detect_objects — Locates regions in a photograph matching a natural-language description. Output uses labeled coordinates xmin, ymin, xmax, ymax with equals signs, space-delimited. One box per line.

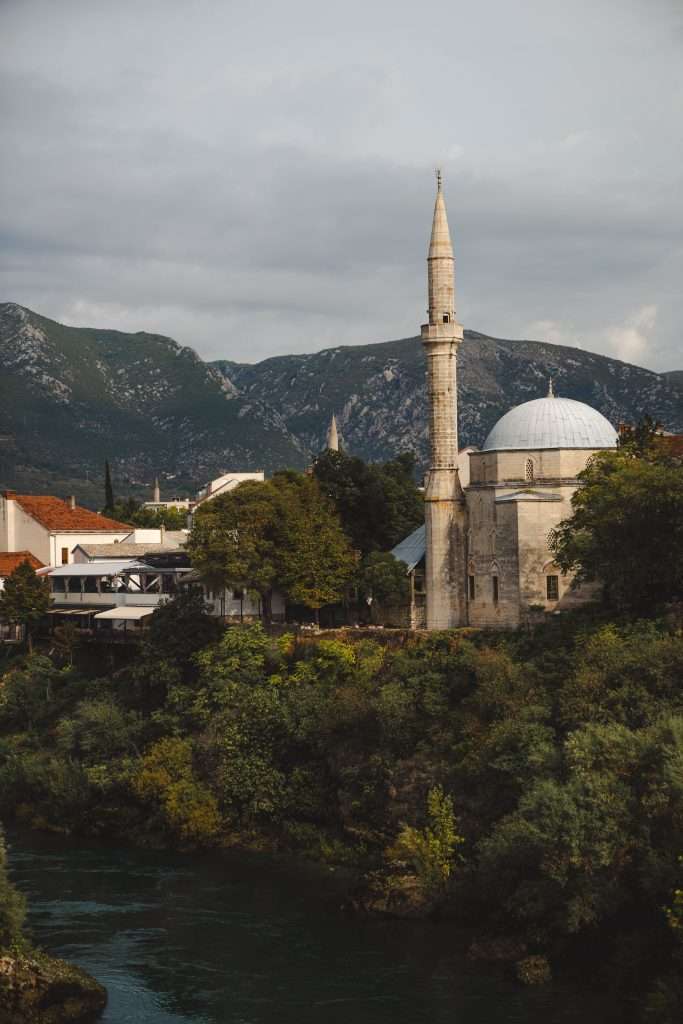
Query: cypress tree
xmin=104 ymin=460 xmax=115 ymax=514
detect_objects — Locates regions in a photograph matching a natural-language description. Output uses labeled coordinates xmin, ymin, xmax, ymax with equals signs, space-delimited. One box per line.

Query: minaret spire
xmin=152 ymin=476 xmax=160 ymax=503
xmin=421 ymin=172 xmax=468 ymax=630
xmin=326 ymin=413 xmax=339 ymax=452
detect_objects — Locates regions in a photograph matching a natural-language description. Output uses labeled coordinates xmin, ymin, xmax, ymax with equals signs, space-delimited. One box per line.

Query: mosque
xmin=392 ymin=174 xmax=618 ymax=630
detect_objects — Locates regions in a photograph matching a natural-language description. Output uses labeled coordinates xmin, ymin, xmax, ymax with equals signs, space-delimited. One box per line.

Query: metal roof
xmin=482 ymin=397 xmax=618 ymax=452
xmin=74 ymin=535 xmax=186 ymax=558
xmin=42 ymin=560 xmax=155 ymax=577
xmin=390 ymin=524 xmax=426 ymax=572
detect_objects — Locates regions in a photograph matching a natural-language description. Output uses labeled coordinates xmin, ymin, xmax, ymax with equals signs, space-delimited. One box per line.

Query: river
xmin=7 ymin=829 xmax=612 ymax=1024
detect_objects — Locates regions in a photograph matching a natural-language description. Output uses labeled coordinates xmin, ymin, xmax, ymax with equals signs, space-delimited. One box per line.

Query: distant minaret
xmin=421 ymin=171 xmax=468 ymax=629
xmin=152 ymin=477 xmax=160 ymax=503
xmin=326 ymin=413 xmax=340 ymax=452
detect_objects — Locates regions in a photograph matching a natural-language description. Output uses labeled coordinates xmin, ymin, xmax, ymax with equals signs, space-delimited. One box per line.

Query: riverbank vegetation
xmin=0 ymin=613 xmax=681 ymax=1019
xmin=0 ymin=430 xmax=681 ymax=1020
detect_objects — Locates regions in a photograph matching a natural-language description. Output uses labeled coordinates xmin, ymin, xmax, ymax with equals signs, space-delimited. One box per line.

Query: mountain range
xmin=1 ymin=302 xmax=681 ymax=507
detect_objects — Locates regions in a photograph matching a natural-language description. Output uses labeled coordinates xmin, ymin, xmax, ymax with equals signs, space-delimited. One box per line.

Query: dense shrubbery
xmin=0 ymin=606 xmax=681 ymax=1016
xmin=0 ymin=826 xmax=26 ymax=949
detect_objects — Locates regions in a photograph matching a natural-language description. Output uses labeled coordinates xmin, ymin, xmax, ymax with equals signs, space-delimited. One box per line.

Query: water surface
xmin=7 ymin=829 xmax=609 ymax=1024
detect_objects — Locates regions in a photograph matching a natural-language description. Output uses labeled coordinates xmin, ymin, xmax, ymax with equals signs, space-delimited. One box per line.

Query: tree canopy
xmin=312 ymin=450 xmax=423 ymax=555
xmin=551 ymin=439 xmax=683 ymax=614
xmin=0 ymin=560 xmax=50 ymax=651
xmin=187 ymin=473 xmax=356 ymax=620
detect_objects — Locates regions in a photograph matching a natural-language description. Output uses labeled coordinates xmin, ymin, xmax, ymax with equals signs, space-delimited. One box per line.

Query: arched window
xmin=525 ymin=458 xmax=535 ymax=482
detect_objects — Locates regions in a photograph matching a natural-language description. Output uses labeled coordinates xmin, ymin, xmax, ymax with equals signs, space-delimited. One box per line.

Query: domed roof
xmin=482 ymin=395 xmax=618 ymax=452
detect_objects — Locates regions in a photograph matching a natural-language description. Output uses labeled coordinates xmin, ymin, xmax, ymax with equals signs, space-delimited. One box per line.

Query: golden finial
xmin=436 ymin=167 xmax=442 ymax=191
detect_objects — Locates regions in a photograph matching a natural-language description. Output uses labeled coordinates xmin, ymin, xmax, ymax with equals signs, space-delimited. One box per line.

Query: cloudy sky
xmin=2 ymin=0 xmax=682 ymax=371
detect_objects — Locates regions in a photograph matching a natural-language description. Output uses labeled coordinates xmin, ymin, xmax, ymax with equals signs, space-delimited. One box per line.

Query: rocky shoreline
xmin=0 ymin=949 xmax=107 ymax=1023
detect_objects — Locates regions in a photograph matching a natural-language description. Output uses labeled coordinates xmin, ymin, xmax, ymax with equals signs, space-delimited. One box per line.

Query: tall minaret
xmin=152 ymin=477 xmax=160 ymax=503
xmin=421 ymin=171 xmax=468 ymax=629
xmin=326 ymin=414 xmax=340 ymax=452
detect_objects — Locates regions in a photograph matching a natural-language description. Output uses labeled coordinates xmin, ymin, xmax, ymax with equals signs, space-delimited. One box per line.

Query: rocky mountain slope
xmin=1 ymin=302 xmax=681 ymax=505
xmin=215 ymin=331 xmax=683 ymax=465
xmin=0 ymin=303 xmax=307 ymax=504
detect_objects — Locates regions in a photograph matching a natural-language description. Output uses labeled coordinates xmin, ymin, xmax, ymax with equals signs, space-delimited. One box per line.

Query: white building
xmin=0 ymin=491 xmax=130 ymax=566
xmin=142 ymin=472 xmax=265 ymax=515
xmin=193 ymin=472 xmax=265 ymax=508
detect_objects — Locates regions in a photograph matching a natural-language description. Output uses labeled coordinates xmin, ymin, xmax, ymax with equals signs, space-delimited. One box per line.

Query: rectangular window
xmin=468 ymin=575 xmax=475 ymax=600
xmin=61 ymin=547 xmax=69 ymax=565
xmin=492 ymin=576 xmax=499 ymax=603
xmin=546 ymin=575 xmax=559 ymax=601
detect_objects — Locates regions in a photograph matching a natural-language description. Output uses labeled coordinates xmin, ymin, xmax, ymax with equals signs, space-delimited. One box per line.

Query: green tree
xmin=551 ymin=450 xmax=683 ymax=614
xmin=358 ymin=551 xmax=410 ymax=615
xmin=386 ymin=786 xmax=464 ymax=902
xmin=146 ymin=590 xmax=221 ymax=678
xmin=313 ymin=450 xmax=423 ymax=555
xmin=275 ymin=473 xmax=357 ymax=623
xmin=189 ymin=475 xmax=357 ymax=623
xmin=0 ymin=825 xmax=26 ymax=948
xmin=617 ymin=413 xmax=661 ymax=458
xmin=0 ymin=560 xmax=50 ymax=653
xmin=188 ymin=480 xmax=281 ymax=621
xmin=110 ymin=500 xmax=187 ymax=529
xmin=104 ymin=459 xmax=115 ymax=515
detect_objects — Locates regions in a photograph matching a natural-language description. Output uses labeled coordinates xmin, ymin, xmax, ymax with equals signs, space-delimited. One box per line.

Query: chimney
xmin=68 ymin=495 xmax=76 ymax=510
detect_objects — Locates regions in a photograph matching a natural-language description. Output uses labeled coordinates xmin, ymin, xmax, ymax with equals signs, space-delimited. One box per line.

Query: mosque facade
xmin=395 ymin=175 xmax=619 ymax=630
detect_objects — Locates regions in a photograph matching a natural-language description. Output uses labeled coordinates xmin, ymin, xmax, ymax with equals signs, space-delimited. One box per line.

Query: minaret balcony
xmin=421 ymin=320 xmax=463 ymax=344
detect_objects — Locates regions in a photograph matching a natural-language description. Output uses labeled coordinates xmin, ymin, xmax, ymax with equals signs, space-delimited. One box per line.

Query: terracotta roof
xmin=7 ymin=494 xmax=130 ymax=532
xmin=0 ymin=551 xmax=45 ymax=577
xmin=655 ymin=434 xmax=683 ymax=459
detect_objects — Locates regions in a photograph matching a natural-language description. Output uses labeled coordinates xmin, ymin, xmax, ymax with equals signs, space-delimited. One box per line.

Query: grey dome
xmin=482 ymin=396 xmax=618 ymax=452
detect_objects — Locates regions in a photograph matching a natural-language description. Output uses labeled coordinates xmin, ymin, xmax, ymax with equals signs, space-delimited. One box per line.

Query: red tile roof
xmin=0 ymin=551 xmax=45 ymax=577
xmin=6 ymin=494 xmax=130 ymax=532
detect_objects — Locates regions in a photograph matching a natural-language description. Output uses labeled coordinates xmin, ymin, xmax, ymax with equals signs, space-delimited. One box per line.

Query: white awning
xmin=43 ymin=560 xmax=155 ymax=577
xmin=94 ymin=606 xmax=156 ymax=621
xmin=47 ymin=608 xmax=99 ymax=616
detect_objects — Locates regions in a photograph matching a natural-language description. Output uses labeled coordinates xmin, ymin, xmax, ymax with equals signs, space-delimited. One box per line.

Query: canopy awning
xmin=47 ymin=607 xmax=102 ymax=616
xmin=41 ymin=560 xmax=155 ymax=577
xmin=94 ymin=606 xmax=156 ymax=621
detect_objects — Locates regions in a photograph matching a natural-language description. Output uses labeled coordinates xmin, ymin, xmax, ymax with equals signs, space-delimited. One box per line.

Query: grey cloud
xmin=1 ymin=0 xmax=682 ymax=369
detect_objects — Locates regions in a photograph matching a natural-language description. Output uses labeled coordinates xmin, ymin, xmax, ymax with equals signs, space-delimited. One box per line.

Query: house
xmin=0 ymin=491 xmax=130 ymax=566
xmin=72 ymin=527 xmax=188 ymax=563
xmin=40 ymin=553 xmax=191 ymax=638
xmin=0 ymin=551 xmax=45 ymax=643
xmin=179 ymin=570 xmax=286 ymax=623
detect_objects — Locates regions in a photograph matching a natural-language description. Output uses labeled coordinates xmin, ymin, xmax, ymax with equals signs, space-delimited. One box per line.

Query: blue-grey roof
xmin=391 ymin=524 xmax=426 ymax=572
xmin=483 ymin=397 xmax=618 ymax=452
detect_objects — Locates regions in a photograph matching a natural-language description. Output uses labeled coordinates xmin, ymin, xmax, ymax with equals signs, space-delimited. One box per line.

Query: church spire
xmin=326 ymin=413 xmax=339 ymax=452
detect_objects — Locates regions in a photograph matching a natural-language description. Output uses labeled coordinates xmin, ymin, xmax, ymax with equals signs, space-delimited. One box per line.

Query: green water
xmin=7 ymin=829 xmax=611 ymax=1024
